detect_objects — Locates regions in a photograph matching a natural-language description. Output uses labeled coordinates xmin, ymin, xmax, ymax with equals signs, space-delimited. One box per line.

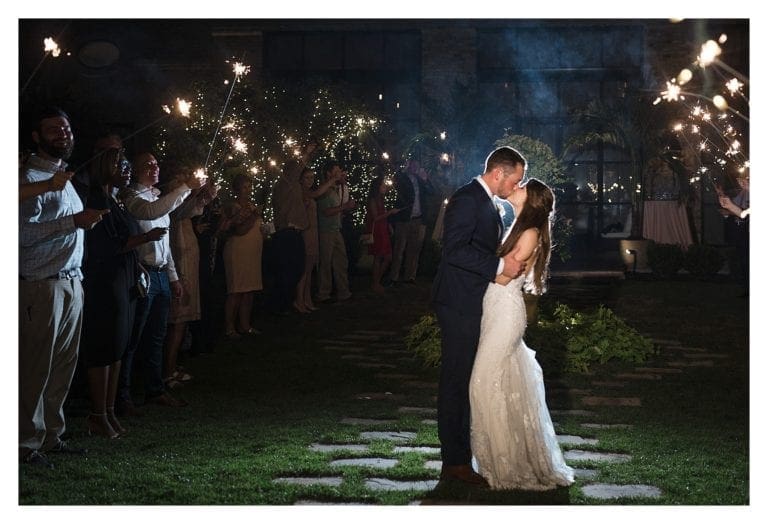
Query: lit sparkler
xmin=44 ymin=37 xmax=61 ymax=57
xmin=232 ymin=137 xmax=248 ymax=153
xmin=725 ymin=78 xmax=743 ymax=95
xmin=194 ymin=168 xmax=208 ymax=181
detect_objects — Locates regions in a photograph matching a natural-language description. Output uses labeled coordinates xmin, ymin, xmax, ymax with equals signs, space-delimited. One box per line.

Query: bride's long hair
xmin=496 ymin=178 xmax=555 ymax=295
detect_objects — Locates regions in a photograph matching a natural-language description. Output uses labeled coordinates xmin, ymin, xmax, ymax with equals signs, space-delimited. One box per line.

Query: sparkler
xmin=655 ymin=31 xmax=749 ymax=190
xmin=20 ymin=29 xmax=69 ymax=95
xmin=204 ymin=59 xmax=251 ymax=170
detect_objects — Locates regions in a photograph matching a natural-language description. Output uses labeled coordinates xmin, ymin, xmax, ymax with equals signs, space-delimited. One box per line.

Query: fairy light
xmin=440 ymin=131 xmax=447 ymax=140
xmin=712 ymin=95 xmax=728 ymax=111
xmin=677 ymin=68 xmax=693 ymax=85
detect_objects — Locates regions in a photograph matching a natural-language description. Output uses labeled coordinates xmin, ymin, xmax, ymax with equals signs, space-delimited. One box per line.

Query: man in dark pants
xmin=431 ymin=146 xmax=526 ymax=485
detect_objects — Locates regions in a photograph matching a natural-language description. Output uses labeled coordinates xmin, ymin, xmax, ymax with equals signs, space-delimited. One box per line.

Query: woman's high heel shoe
xmin=106 ymin=407 xmax=127 ymax=435
xmin=87 ymin=413 xmax=120 ymax=439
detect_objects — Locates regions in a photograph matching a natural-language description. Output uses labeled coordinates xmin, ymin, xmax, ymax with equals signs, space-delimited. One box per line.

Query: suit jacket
xmin=431 ymin=179 xmax=502 ymax=317
xmin=390 ymin=171 xmax=433 ymax=223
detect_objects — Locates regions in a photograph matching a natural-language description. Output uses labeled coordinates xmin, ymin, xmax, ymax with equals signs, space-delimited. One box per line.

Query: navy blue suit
xmin=431 ymin=179 xmax=502 ymax=466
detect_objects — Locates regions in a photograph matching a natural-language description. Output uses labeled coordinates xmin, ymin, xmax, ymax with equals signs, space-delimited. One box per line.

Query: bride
xmin=469 ymin=178 xmax=574 ymax=490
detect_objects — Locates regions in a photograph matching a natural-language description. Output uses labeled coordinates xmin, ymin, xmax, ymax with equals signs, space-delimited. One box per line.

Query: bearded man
xmin=19 ymin=107 xmax=108 ymax=468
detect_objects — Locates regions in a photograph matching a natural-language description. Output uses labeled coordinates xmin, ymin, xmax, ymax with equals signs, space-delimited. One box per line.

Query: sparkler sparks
xmin=725 ymin=78 xmax=744 ymax=95
xmin=194 ymin=168 xmax=208 ymax=181
xmin=661 ymin=81 xmax=682 ymax=102
xmin=697 ymin=40 xmax=721 ymax=67
xmin=43 ymin=37 xmax=61 ymax=57
xmin=232 ymin=137 xmax=248 ymax=153
xmin=232 ymin=62 xmax=250 ymax=78
xmin=176 ymin=98 xmax=192 ymax=118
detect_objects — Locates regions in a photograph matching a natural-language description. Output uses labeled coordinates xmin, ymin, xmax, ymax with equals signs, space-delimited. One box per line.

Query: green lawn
xmin=19 ymin=274 xmax=748 ymax=505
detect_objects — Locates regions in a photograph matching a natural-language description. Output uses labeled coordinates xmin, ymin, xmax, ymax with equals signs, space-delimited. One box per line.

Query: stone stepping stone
xmin=548 ymin=388 xmax=593 ymax=396
xmin=683 ymin=353 xmax=728 ymax=359
xmin=374 ymin=349 xmax=410 ymax=356
xmin=341 ymin=334 xmax=382 ymax=341
xmin=354 ymin=362 xmax=398 ymax=369
xmin=364 ymin=478 xmax=439 ymax=492
xmin=573 ymin=468 xmax=598 ymax=480
xmin=424 ymin=460 xmax=442 ymax=470
xmin=393 ymin=446 xmax=441 ymax=454
xmin=360 ymin=431 xmax=417 ymax=442
xmin=318 ymin=339 xmax=355 ymax=345
xmin=273 ymin=477 xmax=344 ymax=487
xmin=674 ymin=345 xmax=706 ymax=352
xmin=557 ymin=435 xmax=599 ymax=446
xmin=375 ymin=373 xmax=419 ymax=380
xmin=324 ymin=346 xmax=366 ymax=352
xmin=580 ymin=423 xmax=633 ymax=430
xmin=331 ymin=458 xmax=399 ymax=469
xmin=340 ymin=354 xmax=378 ymax=360
xmin=564 ymin=450 xmax=631 ymax=464
xmin=369 ymin=342 xmax=406 ymax=349
xmin=309 ymin=443 xmax=370 ymax=453
xmin=581 ymin=483 xmax=662 ymax=499
xmin=550 ymin=409 xmax=596 ymax=417
xmin=294 ymin=500 xmax=373 ymax=505
xmin=615 ymin=373 xmax=662 ymax=380
xmin=422 ymin=419 xmax=437 ymax=425
xmin=353 ymin=330 xmax=399 ymax=336
xmin=649 ymin=338 xmax=681 ymax=346
xmin=591 ymin=381 xmax=627 ymax=387
xmin=634 ymin=367 xmax=683 ymax=374
xmin=403 ymin=381 xmax=438 ymax=389
xmin=667 ymin=361 xmax=714 ymax=368
xmin=398 ymin=406 xmax=437 ymax=415
xmin=340 ymin=417 xmax=398 ymax=425
xmin=581 ymin=396 xmax=642 ymax=407
xmin=355 ymin=392 xmax=406 ymax=401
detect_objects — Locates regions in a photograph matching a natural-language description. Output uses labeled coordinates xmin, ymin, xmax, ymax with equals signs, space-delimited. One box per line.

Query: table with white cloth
xmin=642 ymin=200 xmax=693 ymax=246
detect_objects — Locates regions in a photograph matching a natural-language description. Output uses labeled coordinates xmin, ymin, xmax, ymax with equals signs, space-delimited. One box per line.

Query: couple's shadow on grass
xmin=420 ymin=480 xmax=571 ymax=505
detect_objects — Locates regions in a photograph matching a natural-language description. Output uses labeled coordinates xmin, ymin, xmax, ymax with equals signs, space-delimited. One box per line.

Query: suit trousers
xmin=434 ymin=303 xmax=482 ymax=466
xmin=19 ymin=278 xmax=83 ymax=457
xmin=389 ymin=218 xmax=426 ymax=282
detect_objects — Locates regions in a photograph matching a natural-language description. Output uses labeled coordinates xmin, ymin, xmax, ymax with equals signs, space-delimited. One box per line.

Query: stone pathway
xmin=285 ymin=327 xmax=677 ymax=504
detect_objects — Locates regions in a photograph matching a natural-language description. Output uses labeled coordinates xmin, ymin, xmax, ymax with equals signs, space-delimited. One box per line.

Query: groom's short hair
xmin=484 ymin=146 xmax=527 ymax=174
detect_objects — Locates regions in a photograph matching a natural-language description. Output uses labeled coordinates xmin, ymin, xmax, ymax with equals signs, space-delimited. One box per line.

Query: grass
xmin=18 ymin=273 xmax=748 ymax=505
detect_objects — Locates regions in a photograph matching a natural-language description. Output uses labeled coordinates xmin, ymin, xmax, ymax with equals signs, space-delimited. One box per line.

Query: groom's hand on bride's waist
xmin=501 ymin=252 xmax=526 ymax=278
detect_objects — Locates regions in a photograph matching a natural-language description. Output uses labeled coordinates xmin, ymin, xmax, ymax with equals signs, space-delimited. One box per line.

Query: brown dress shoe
xmin=440 ymin=464 xmax=489 ymax=486
xmin=144 ymin=392 xmax=188 ymax=407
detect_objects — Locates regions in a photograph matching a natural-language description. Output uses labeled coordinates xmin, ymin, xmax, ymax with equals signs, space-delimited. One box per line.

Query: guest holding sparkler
xmin=20 ymin=107 xmax=108 ymax=467
xmin=80 ymin=148 xmax=166 ymax=438
xmin=220 ymin=174 xmax=264 ymax=337
xmin=718 ymin=170 xmax=749 ymax=296
xmin=270 ymin=137 xmax=319 ymax=314
xmin=163 ymin=161 xmax=219 ymax=386
xmin=116 ymin=153 xmax=204 ymax=413
xmin=365 ymin=170 xmax=400 ymax=294
xmin=294 ymin=167 xmax=342 ymax=312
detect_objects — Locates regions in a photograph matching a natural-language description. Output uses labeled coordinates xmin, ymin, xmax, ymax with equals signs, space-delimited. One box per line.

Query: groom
xmin=431 ymin=146 xmax=527 ymax=485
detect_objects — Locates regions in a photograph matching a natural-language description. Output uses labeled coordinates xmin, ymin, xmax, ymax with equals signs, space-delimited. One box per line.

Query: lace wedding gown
xmin=469 ymin=274 xmax=574 ymax=490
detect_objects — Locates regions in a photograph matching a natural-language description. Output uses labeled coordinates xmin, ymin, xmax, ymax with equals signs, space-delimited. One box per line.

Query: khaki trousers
xmin=19 ymin=278 xmax=82 ymax=457
xmin=389 ymin=219 xmax=426 ymax=282
xmin=317 ymin=230 xmax=350 ymax=300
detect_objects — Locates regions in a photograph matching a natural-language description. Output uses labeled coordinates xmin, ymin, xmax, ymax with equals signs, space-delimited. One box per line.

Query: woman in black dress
xmin=81 ymin=148 xmax=166 ymax=438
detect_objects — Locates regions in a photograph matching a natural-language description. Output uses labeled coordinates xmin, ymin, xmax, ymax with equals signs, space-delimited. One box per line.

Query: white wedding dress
xmin=469 ymin=273 xmax=574 ymax=490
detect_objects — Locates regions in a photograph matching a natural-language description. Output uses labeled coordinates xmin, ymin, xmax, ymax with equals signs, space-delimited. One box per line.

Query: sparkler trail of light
xmin=20 ymin=23 xmax=70 ymax=95
xmin=73 ymin=100 xmax=192 ymax=178
xmin=204 ymin=60 xmax=249 ymax=170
